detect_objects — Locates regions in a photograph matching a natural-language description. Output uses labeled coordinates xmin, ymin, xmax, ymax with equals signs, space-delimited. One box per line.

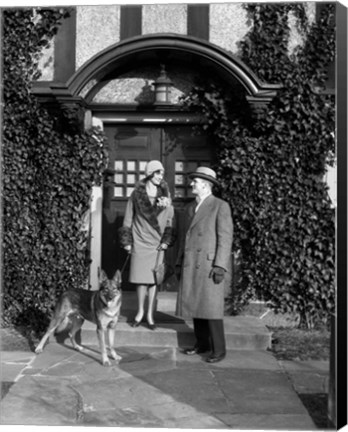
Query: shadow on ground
xmin=298 ymin=393 xmax=329 ymax=429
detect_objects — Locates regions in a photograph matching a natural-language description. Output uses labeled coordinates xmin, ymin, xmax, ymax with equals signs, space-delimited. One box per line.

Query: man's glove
xmin=175 ymin=265 xmax=182 ymax=281
xmin=209 ymin=266 xmax=225 ymax=284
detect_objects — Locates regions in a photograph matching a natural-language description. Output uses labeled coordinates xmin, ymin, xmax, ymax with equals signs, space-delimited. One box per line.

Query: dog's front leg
xmin=97 ymin=327 xmax=110 ymax=366
xmin=108 ymin=322 xmax=121 ymax=362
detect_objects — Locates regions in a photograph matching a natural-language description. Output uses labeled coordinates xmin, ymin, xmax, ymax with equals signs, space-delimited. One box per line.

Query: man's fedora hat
xmin=188 ymin=166 xmax=220 ymax=186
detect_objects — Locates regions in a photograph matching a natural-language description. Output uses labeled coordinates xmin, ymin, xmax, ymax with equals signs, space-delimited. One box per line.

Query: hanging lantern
xmin=153 ymin=64 xmax=173 ymax=105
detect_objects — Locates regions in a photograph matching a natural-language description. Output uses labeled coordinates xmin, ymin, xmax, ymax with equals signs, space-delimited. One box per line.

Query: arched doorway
xmin=31 ymin=34 xmax=280 ymax=290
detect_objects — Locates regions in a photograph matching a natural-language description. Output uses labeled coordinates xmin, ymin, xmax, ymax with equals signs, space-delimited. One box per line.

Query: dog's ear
xmin=114 ymin=269 xmax=122 ymax=285
xmin=99 ymin=270 xmax=108 ymax=284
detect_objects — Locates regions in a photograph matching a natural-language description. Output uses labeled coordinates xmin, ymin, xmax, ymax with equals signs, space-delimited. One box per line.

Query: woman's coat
xmin=119 ymin=180 xmax=175 ymax=285
xmin=176 ymin=194 xmax=233 ymax=319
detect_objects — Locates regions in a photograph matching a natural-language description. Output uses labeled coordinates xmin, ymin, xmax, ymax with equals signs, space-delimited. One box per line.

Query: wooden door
xmin=161 ymin=125 xmax=215 ymax=290
xmin=101 ymin=124 xmax=214 ymax=290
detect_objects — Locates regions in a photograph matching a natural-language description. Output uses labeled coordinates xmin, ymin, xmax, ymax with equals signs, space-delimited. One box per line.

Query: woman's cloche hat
xmin=145 ymin=160 xmax=164 ymax=177
xmin=188 ymin=166 xmax=219 ymax=186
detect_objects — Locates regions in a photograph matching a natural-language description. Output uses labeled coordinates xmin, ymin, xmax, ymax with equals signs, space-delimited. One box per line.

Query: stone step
xmin=75 ymin=316 xmax=272 ymax=350
xmin=53 ymin=292 xmax=272 ymax=351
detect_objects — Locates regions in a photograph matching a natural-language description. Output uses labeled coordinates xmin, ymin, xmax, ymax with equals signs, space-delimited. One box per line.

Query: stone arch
xmin=32 ymin=33 xmax=281 ymax=110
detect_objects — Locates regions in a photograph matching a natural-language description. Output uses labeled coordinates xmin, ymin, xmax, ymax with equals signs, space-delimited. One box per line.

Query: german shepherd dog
xmin=35 ymin=270 xmax=122 ymax=366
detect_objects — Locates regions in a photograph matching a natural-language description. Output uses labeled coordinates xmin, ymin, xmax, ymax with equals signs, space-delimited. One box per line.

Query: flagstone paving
xmin=1 ymin=343 xmax=325 ymax=429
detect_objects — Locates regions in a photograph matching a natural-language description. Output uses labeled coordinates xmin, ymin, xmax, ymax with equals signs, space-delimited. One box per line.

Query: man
xmin=175 ymin=166 xmax=233 ymax=363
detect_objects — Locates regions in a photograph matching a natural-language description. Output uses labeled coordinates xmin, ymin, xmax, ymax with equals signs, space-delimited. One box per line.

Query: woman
xmin=119 ymin=160 xmax=175 ymax=330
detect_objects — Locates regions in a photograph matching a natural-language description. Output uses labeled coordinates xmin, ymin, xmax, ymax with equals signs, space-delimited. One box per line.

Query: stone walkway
xmin=1 ymin=342 xmax=329 ymax=429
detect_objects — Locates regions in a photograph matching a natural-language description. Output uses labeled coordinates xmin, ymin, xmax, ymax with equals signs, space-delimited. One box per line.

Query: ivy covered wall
xmin=1 ymin=8 xmax=109 ymax=332
xmin=182 ymin=3 xmax=335 ymax=328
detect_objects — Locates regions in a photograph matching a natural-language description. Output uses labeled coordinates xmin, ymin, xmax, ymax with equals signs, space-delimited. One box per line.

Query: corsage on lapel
xmin=132 ymin=180 xmax=171 ymax=234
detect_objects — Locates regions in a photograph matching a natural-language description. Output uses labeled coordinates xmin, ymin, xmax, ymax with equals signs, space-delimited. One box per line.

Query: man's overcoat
xmin=176 ymin=194 xmax=233 ymax=319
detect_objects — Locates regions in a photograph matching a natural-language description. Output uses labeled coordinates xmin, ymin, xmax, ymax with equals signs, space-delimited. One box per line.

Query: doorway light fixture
xmin=153 ymin=64 xmax=173 ymax=105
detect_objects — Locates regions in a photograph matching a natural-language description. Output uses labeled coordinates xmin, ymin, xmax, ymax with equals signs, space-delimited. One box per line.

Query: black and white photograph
xmin=1 ymin=0 xmax=347 ymax=430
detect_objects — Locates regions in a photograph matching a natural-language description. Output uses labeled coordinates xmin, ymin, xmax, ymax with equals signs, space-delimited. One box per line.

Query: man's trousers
xmin=193 ymin=318 xmax=226 ymax=355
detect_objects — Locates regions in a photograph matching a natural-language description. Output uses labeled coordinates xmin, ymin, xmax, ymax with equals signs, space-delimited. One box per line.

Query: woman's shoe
xmin=147 ymin=320 xmax=156 ymax=330
xmin=131 ymin=312 xmax=144 ymax=327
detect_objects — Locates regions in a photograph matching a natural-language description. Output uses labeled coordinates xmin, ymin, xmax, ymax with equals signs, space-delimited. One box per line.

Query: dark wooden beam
xmin=187 ymin=5 xmax=209 ymax=41
xmin=120 ymin=5 xmax=142 ymax=40
xmin=54 ymin=8 xmax=76 ymax=82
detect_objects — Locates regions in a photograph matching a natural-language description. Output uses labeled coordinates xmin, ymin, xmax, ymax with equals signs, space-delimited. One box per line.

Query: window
xmin=174 ymin=160 xmax=208 ymax=198
xmin=114 ymin=159 xmax=147 ymax=197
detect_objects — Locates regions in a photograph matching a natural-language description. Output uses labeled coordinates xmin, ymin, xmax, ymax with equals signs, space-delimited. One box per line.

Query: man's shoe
xmin=206 ymin=353 xmax=226 ymax=363
xmin=183 ymin=347 xmax=210 ymax=355
xmin=131 ymin=320 xmax=141 ymax=328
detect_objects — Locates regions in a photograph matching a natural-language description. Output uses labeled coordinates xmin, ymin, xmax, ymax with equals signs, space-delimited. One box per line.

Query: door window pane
xmin=114 ymin=187 xmax=123 ymax=197
xmin=175 ymin=174 xmax=184 ymax=185
xmin=139 ymin=161 xmax=147 ymax=172
xmin=175 ymin=161 xmax=184 ymax=172
xmin=115 ymin=174 xmax=123 ymax=184
xmin=127 ymin=174 xmax=136 ymax=184
xmin=187 ymin=162 xmax=197 ymax=172
xmin=127 ymin=161 xmax=136 ymax=171
xmin=114 ymin=160 xmax=123 ymax=171
xmin=175 ymin=188 xmax=185 ymax=198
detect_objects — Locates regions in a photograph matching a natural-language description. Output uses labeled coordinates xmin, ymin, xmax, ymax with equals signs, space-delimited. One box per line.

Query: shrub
xmin=1 ymin=8 xmax=109 ymax=332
